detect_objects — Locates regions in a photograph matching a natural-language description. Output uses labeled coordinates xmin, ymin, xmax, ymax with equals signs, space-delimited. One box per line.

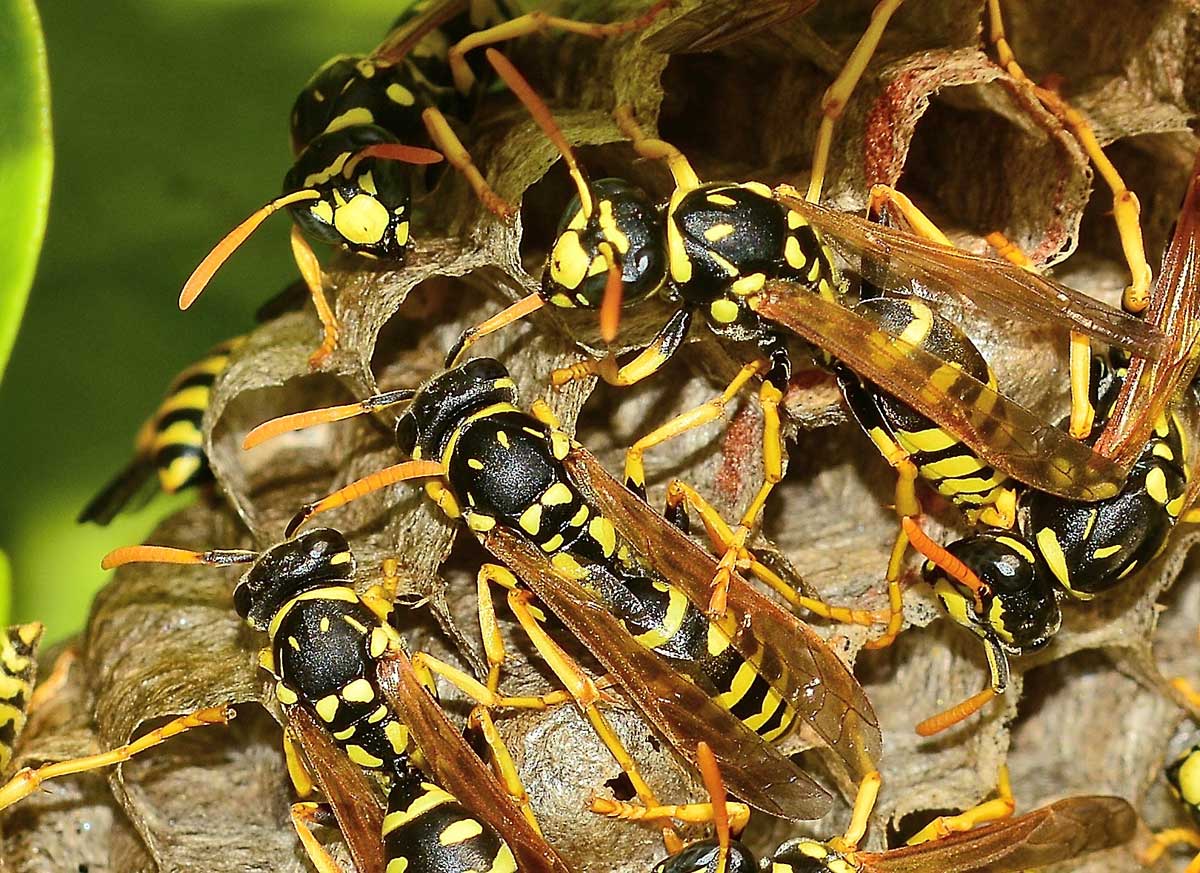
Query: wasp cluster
xmin=5 ymin=2 xmax=1200 ymax=872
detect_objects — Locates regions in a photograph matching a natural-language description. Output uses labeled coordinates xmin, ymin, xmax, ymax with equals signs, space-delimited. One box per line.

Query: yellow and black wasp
xmin=1144 ymin=743 xmax=1200 ymax=873
xmin=77 ymin=336 xmax=245 ymax=526
xmin=245 ymin=356 xmax=882 ymax=822
xmin=0 ymin=531 xmax=572 ymax=873
xmin=0 ymin=623 xmax=44 ymax=776
xmin=883 ymin=150 xmax=1200 ymax=734
xmin=178 ymin=0 xmax=669 ymax=367
xmin=595 ymin=741 xmax=1136 ymax=873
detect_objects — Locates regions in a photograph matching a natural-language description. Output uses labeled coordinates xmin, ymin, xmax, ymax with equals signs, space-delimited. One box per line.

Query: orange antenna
xmin=342 ymin=143 xmax=444 ymax=180
xmin=916 ymin=687 xmax=998 ymax=737
xmin=696 ymin=741 xmax=731 ymax=873
xmin=243 ymin=389 xmax=416 ymax=451
xmin=179 ymin=189 xmax=323 ymax=310
xmin=901 ymin=517 xmax=989 ymax=613
xmin=485 ymin=48 xmax=593 ymax=218
xmin=286 ymin=460 xmax=446 ymax=537
xmin=102 ymin=545 xmax=257 ymax=570
xmin=597 ymin=241 xmax=624 ymax=343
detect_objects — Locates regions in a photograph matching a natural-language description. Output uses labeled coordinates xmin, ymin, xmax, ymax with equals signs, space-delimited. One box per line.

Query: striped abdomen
xmin=0 ymin=623 xmax=42 ymax=773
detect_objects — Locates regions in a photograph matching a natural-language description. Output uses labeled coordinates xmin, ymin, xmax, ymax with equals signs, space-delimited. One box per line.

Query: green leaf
xmin=0 ymin=0 xmax=52 ymax=383
xmin=0 ymin=549 xmax=10 ymax=627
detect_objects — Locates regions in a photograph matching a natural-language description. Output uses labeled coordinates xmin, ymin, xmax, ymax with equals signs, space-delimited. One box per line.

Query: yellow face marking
xmin=357 ymin=171 xmax=378 ymax=196
xmin=784 ymin=235 xmax=805 ymax=270
xmin=386 ymin=82 xmax=416 ymax=105
xmin=310 ymin=199 xmax=335 ymax=224
xmin=550 ymin=230 xmax=591 ymax=292
xmin=730 ymin=272 xmax=765 ymax=296
xmin=395 ymin=220 xmax=410 ymax=247
xmin=588 ymin=516 xmax=616 ymax=557
xmin=315 ymin=694 xmax=340 ymax=722
xmin=703 ymin=223 xmax=735 ymax=242
xmin=710 ymin=298 xmax=740 ymax=324
xmin=597 ymin=199 xmax=630 ymax=254
xmin=342 ymin=678 xmax=375 ymax=703
xmin=275 ymin=682 xmax=299 ymax=705
xmin=323 ymin=106 xmax=375 ymax=135
xmin=334 ymin=194 xmax=390 ymax=245
xmin=347 ymin=744 xmax=384 ymax=768
xmin=541 ymin=482 xmax=574 ymax=506
xmin=586 ymin=254 xmax=609 ymax=277
xmin=467 ymin=512 xmax=497 ymax=533
xmin=440 ymin=818 xmax=485 ymax=846
xmin=330 ymin=551 xmax=352 ymax=565
xmin=1146 ymin=466 xmax=1170 ymax=504
xmin=384 ymin=720 xmax=409 ymax=754
xmin=303 ymin=151 xmax=351 ymax=188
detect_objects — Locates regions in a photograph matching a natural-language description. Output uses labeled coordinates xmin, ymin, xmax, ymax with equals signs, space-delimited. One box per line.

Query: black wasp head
xmin=284 ymin=124 xmax=414 ymax=260
xmin=233 ymin=528 xmax=356 ymax=630
xmin=543 ymin=178 xmax=666 ymax=310
xmin=395 ymin=358 xmax=517 ymax=461
xmin=655 ymin=839 xmax=757 ymax=873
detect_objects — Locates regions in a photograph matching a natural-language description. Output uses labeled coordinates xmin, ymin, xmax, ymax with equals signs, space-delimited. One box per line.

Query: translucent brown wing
xmin=375 ymin=647 xmax=575 ymax=873
xmin=482 ymin=523 xmax=833 ymax=823
xmin=286 ymin=705 xmax=386 ymax=873
xmin=774 ymin=190 xmax=1166 ymax=358
xmin=1094 ymin=154 xmax=1200 ymax=470
xmin=76 ymin=454 xmax=158 ymax=525
xmin=559 ymin=447 xmax=881 ymax=783
xmin=855 ymin=795 xmax=1136 ymax=873
xmin=643 ymin=0 xmax=817 ymax=53
xmin=372 ymin=0 xmax=470 ymax=64
xmin=755 ymin=281 xmax=1129 ymax=500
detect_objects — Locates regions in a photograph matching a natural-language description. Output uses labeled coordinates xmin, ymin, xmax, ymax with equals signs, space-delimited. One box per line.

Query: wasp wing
xmin=755 ymin=281 xmax=1129 ymax=500
xmin=1095 ymin=154 xmax=1200 ymax=470
xmin=643 ymin=0 xmax=817 ymax=54
xmin=286 ymin=704 xmax=386 ymax=873
xmin=372 ymin=0 xmax=470 ymax=64
xmin=375 ymin=647 xmax=575 ymax=873
xmin=775 ymin=191 xmax=1165 ymax=358
xmin=855 ymin=795 xmax=1136 ymax=873
xmin=562 ymin=447 xmax=881 ymax=782
xmin=482 ymin=523 xmax=833 ymax=823
xmin=77 ymin=455 xmax=158 ymax=525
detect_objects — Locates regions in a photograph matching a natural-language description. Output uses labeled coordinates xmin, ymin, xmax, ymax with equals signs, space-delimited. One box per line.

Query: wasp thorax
xmin=233 ymin=528 xmax=356 ymax=629
xmin=284 ymin=124 xmax=414 ymax=259
xmin=543 ymin=178 xmax=666 ymax=309
xmin=395 ymin=358 xmax=518 ymax=460
xmin=928 ymin=532 xmax=1061 ymax=654
xmin=654 ymin=840 xmax=758 ymax=873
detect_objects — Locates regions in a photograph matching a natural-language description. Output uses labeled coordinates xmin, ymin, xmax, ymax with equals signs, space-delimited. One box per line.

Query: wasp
xmin=595 ymin=741 xmax=1137 ymax=873
xmin=0 ymin=532 xmax=572 ymax=873
xmin=889 ymin=150 xmax=1200 ymax=735
xmin=245 ymin=356 xmax=882 ymax=822
xmin=178 ymin=0 xmax=669 ymax=368
xmin=77 ymin=336 xmax=245 ymax=525
xmin=0 ymin=624 xmax=44 ymax=776
xmin=1144 ymin=743 xmax=1200 ymax=873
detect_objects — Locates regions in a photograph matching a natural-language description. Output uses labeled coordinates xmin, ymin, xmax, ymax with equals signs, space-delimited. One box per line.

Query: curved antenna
xmin=179 ymin=189 xmax=322 ymax=310
xmin=597 ymin=241 xmax=625 ymax=344
xmin=102 ymin=545 xmax=258 ymax=570
xmin=696 ymin=741 xmax=732 ymax=873
xmin=901 ymin=517 xmax=989 ymax=613
xmin=242 ymin=389 xmax=417 ymax=451
xmin=485 ymin=48 xmax=593 ymax=218
xmin=286 ymin=460 xmax=446 ymax=537
xmin=916 ymin=686 xmax=1000 ymax=737
xmin=612 ymin=104 xmax=700 ymax=193
xmin=341 ymin=143 xmax=444 ymax=180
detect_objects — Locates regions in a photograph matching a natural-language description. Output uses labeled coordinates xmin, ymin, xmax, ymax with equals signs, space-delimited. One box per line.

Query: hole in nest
xmin=888 ymin=807 xmax=959 ymax=846
xmin=901 ymin=83 xmax=1075 ymax=249
xmin=605 ymin=771 xmax=637 ymax=802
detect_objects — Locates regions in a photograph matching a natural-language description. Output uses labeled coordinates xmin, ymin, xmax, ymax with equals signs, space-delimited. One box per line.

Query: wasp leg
xmin=27 ymin=643 xmax=76 ymax=714
xmin=505 ymin=587 xmax=682 ymax=853
xmin=468 ymin=707 xmax=543 ymax=834
xmin=282 ymin=727 xmax=316 ymax=800
xmin=613 ymin=104 xmax=701 ymax=192
xmin=985 ymin=229 xmax=1096 ymax=439
xmin=290 ymin=801 xmax=348 ymax=873
xmin=828 ymin=770 xmax=883 ymax=855
xmin=624 ymin=359 xmax=767 ymax=499
xmin=1172 ymin=678 xmax=1200 ymax=709
xmin=551 ymin=307 xmax=693 ymax=388
xmin=0 ymin=704 xmax=233 ymax=811
xmin=422 ymin=107 xmax=514 ymax=219
xmin=447 ymin=2 xmax=671 ymax=94
xmin=986 ymin=0 xmax=1151 ymax=313
xmin=808 ymin=0 xmax=906 ymax=202
xmin=1141 ymin=828 xmax=1200 ymax=871
xmin=905 ymin=766 xmax=1015 ymax=845
xmin=664 ymin=481 xmax=883 ymax=626
xmin=290 ymin=227 xmax=340 ymax=370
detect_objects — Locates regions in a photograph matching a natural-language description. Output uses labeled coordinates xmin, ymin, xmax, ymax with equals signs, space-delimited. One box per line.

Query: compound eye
xmin=394 ymin=412 xmax=418 ymax=456
xmin=232 ymin=581 xmax=252 ymax=619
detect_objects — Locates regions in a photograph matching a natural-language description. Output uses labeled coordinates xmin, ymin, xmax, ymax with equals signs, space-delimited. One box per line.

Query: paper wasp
xmin=595 ymin=741 xmax=1136 ymax=873
xmin=0 ymin=624 xmax=44 ymax=776
xmin=245 ymin=356 xmax=882 ymax=822
xmin=0 ymin=532 xmax=572 ymax=873
xmin=1144 ymin=742 xmax=1200 ymax=873
xmin=77 ymin=336 xmax=245 ymax=526
xmin=177 ymin=0 xmax=668 ymax=368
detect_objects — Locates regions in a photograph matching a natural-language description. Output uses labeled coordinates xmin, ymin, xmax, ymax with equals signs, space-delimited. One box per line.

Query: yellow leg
xmin=291 ymin=226 xmax=339 ymax=370
xmin=1141 ymin=828 xmax=1200 ymax=868
xmin=506 ymin=588 xmax=682 ymax=853
xmin=551 ymin=308 xmax=692 ymax=389
xmin=808 ymin=0 xmax=906 ymax=202
xmin=421 ymin=107 xmax=514 ymax=219
xmin=529 ymin=399 xmax=562 ymax=430
xmin=986 ymin=0 xmax=1151 ymax=312
xmin=612 ymin=104 xmax=701 ymax=192
xmin=1172 ymin=678 xmax=1200 ymax=709
xmin=0 ymin=705 xmax=233 ymax=811
xmin=448 ymin=2 xmax=671 ymax=94
xmin=290 ymin=802 xmax=347 ymax=873
xmin=624 ymin=360 xmax=766 ymax=495
xmin=360 ymin=559 xmax=402 ymax=624
xmin=282 ymin=729 xmax=316 ymax=799
xmin=665 ymin=481 xmax=884 ymax=626
xmin=868 ymin=185 xmax=953 ymax=244
xmin=591 ymin=797 xmax=751 ymax=834
xmin=469 ymin=707 xmax=543 ymax=834
xmin=412 ymin=652 xmax=575 ymax=711
xmin=27 ymin=644 xmax=77 ymax=714
xmin=828 ymin=770 xmax=882 ymax=854
xmin=906 ymin=765 xmax=1015 ymax=845
xmin=863 ymin=429 xmax=923 ymax=649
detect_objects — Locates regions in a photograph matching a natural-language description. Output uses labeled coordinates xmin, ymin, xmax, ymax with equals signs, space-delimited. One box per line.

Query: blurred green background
xmin=0 ymin=0 xmax=405 ymax=642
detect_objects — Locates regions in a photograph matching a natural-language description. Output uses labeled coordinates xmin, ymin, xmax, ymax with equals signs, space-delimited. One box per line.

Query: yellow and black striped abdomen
xmin=0 ymin=623 xmax=43 ymax=773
